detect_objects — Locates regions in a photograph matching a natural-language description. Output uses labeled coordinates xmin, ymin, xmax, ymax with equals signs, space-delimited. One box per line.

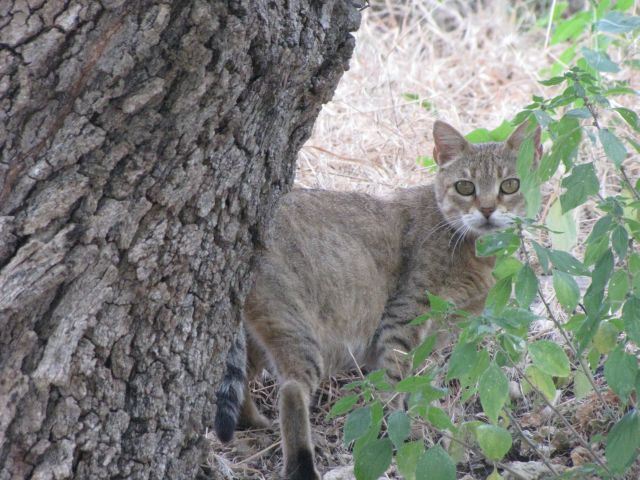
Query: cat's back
xmin=246 ymin=188 xmax=408 ymax=341
xmin=260 ymin=188 xmax=406 ymax=281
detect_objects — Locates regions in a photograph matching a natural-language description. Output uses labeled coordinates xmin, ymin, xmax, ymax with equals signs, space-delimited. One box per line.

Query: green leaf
xmin=489 ymin=120 xmax=515 ymax=142
xmin=485 ymin=277 xmax=512 ymax=314
xmin=551 ymin=17 xmax=588 ymax=44
xmin=606 ymin=87 xmax=640 ymax=98
xmin=547 ymin=199 xmax=577 ymax=251
xmin=588 ymin=215 xmax=614 ymax=243
xmin=539 ymin=76 xmax=566 ymax=86
xmin=493 ymin=257 xmax=523 ymax=280
xmin=397 ymin=441 xmax=424 ymax=480
xmin=606 ymin=410 xmax=640 ymax=474
xmin=476 ymin=424 xmax=512 ymax=461
xmin=328 ymin=394 xmax=359 ymax=419
xmin=548 ymin=249 xmax=589 ymax=275
xmin=532 ymin=110 xmax=553 ymax=128
xmin=529 ymin=340 xmax=570 ymax=377
xmin=614 ymin=107 xmax=640 ymax=132
xmin=540 ymin=117 xmax=581 ymax=181
xmin=612 ymin=225 xmax=629 ymax=259
xmin=593 ymin=321 xmax=618 ymax=354
xmin=428 ymin=292 xmax=452 ymax=313
xmin=388 ymin=411 xmax=411 ymax=449
xmin=609 ymin=270 xmax=629 ymax=310
xmin=560 ymin=163 xmax=600 ymax=213
xmin=461 ymin=349 xmax=490 ymax=390
xmin=599 ymin=129 xmax=627 ymax=167
xmin=584 ymin=250 xmax=614 ymax=315
xmin=447 ymin=342 xmax=478 ymax=381
xmin=515 ymin=264 xmax=538 ymax=308
xmin=479 ymin=365 xmax=509 ymax=425
xmin=525 ymin=365 xmax=557 ymax=401
xmin=466 ymin=128 xmax=492 ymax=144
xmin=395 ymin=375 xmax=434 ymax=393
xmin=412 ymin=334 xmax=438 ymax=369
xmin=565 ymin=107 xmax=592 ymax=118
xmin=402 ymin=93 xmax=419 ymax=101
xmin=584 ymin=234 xmax=610 ymax=266
xmin=416 ymin=445 xmax=456 ymax=480
xmin=354 ymin=438 xmax=393 ymax=480
xmin=623 ymin=296 xmax=640 ymax=346
xmin=595 ymin=11 xmax=640 ymax=33
xmin=553 ymin=269 xmax=580 ymax=311
xmin=344 ymin=407 xmax=372 ymax=445
xmin=476 ymin=231 xmax=520 ymax=257
xmin=573 ymin=370 xmax=592 ymax=399
xmin=425 ymin=406 xmax=455 ymax=431
xmin=487 ymin=468 xmax=505 ymax=480
xmin=604 ymin=346 xmax=638 ymax=403
xmin=353 ymin=402 xmax=384 ymax=457
xmin=615 ymin=0 xmax=634 ymax=11
xmin=581 ymin=47 xmax=620 ymax=72
xmin=495 ymin=307 xmax=538 ymax=334
xmin=531 ymin=241 xmax=550 ymax=274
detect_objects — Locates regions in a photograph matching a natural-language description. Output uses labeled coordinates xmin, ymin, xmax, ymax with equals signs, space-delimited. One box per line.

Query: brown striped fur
xmin=215 ymin=120 xmax=541 ymax=479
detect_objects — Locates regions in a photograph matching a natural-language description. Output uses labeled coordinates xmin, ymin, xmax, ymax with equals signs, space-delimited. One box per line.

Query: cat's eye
xmin=500 ymin=178 xmax=520 ymax=195
xmin=454 ymin=180 xmax=475 ymax=196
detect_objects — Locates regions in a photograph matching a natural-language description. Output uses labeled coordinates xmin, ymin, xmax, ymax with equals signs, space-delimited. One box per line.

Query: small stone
xmin=324 ymin=465 xmax=355 ymax=480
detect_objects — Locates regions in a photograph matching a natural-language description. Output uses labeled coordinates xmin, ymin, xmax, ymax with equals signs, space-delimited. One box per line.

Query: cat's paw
xmin=238 ymin=412 xmax=271 ymax=431
xmin=285 ymin=449 xmax=321 ymax=480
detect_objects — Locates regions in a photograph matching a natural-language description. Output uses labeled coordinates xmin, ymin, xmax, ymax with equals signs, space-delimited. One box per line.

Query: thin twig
xmin=505 ymin=409 xmax=560 ymax=478
xmin=237 ymin=441 xmax=282 ymax=465
xmin=620 ymin=166 xmax=640 ymax=200
xmin=544 ymin=0 xmax=557 ymax=50
xmin=508 ymin=359 xmax=614 ymax=477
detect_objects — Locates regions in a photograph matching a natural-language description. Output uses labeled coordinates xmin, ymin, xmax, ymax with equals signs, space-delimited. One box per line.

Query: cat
xmin=214 ymin=120 xmax=542 ymax=479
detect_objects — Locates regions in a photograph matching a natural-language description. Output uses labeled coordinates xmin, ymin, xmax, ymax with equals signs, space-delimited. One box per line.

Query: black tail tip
xmin=214 ymin=413 xmax=236 ymax=443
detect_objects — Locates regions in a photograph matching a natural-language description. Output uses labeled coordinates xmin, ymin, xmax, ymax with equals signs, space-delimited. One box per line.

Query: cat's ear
xmin=433 ymin=121 xmax=470 ymax=165
xmin=506 ymin=120 xmax=543 ymax=159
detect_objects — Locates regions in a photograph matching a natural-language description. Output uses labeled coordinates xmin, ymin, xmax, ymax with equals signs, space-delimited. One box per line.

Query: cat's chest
xmin=426 ymin=253 xmax=495 ymax=314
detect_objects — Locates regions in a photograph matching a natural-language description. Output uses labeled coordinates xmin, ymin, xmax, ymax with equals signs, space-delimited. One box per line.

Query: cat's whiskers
xmin=418 ymin=218 xmax=458 ymax=248
xmin=450 ymin=224 xmax=472 ymax=263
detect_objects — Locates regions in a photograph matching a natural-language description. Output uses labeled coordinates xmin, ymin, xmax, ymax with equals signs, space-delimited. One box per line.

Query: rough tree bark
xmin=0 ymin=1 xmax=360 ymax=478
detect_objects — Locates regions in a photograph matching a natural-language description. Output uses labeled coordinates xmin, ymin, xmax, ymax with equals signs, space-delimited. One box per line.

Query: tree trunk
xmin=0 ymin=1 xmax=360 ymax=478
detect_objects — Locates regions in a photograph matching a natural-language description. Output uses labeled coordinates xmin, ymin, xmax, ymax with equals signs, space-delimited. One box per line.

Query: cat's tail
xmin=214 ymin=330 xmax=246 ymax=443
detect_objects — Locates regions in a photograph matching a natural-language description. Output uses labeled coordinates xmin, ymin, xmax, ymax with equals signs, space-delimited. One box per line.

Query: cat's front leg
xmin=373 ymin=290 xmax=429 ymax=408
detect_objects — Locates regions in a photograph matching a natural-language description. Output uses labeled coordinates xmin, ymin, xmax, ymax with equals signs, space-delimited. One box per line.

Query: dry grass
xmin=210 ymin=1 xmax=640 ymax=478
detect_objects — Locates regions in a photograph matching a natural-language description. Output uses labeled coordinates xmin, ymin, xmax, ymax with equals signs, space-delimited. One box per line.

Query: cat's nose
xmin=480 ymin=207 xmax=495 ymax=219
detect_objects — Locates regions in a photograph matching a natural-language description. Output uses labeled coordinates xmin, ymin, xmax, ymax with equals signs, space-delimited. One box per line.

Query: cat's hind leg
xmin=238 ymin=335 xmax=271 ymax=430
xmin=262 ymin=330 xmax=324 ymax=480
xmin=238 ymin=381 xmax=270 ymax=430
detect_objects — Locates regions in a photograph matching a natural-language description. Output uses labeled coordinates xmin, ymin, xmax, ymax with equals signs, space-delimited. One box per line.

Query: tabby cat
xmin=215 ymin=120 xmax=542 ymax=479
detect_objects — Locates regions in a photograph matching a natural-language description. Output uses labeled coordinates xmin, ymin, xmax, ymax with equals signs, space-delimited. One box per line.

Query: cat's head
xmin=432 ymin=120 xmax=542 ymax=237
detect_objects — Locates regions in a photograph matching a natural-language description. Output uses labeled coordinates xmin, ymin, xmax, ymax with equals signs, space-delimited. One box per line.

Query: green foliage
xmin=415 ymin=446 xmax=456 ymax=480
xmin=336 ymin=3 xmax=640 ymax=478
xmin=476 ymin=424 xmax=512 ymax=461
xmin=465 ymin=120 xmax=515 ymax=144
xmin=528 ymin=340 xmax=570 ymax=378
xmin=354 ymin=438 xmax=393 ymax=480
xmin=479 ymin=365 xmax=509 ymax=425
xmin=605 ymin=410 xmax=640 ymax=473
